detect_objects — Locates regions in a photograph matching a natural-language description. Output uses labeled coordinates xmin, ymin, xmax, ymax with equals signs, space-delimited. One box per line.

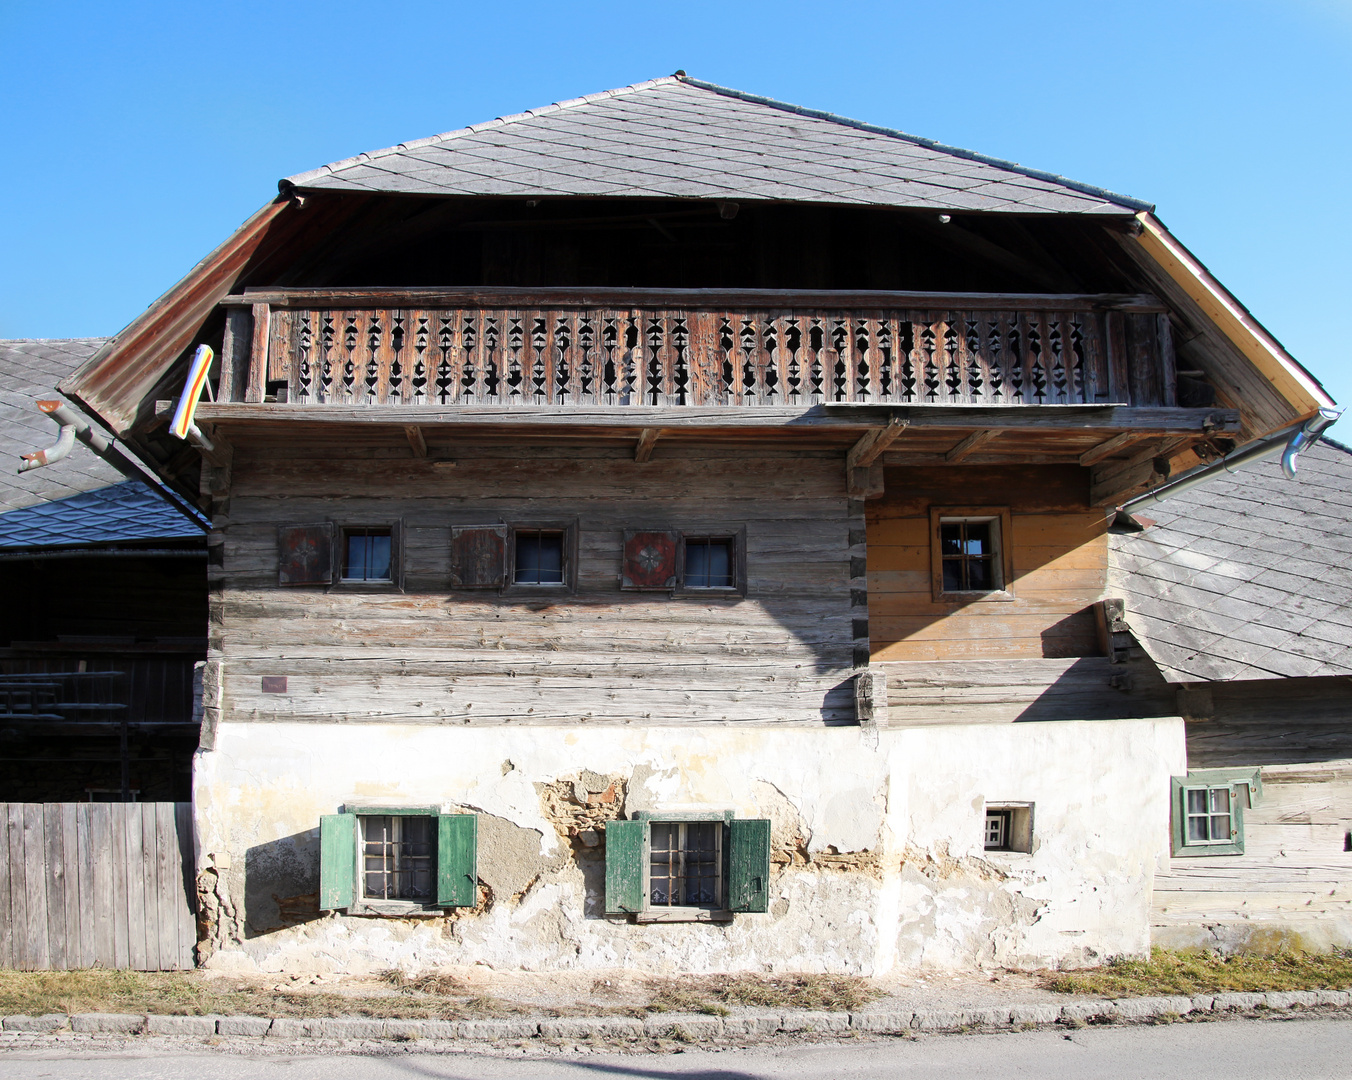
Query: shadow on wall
xmin=1014 ymin=653 xmax=1175 ymax=723
xmin=245 ymin=829 xmax=323 ymax=938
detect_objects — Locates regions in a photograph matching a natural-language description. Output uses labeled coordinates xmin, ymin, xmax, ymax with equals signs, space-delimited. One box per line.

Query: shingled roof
xmin=1111 ymin=439 xmax=1352 ymax=682
xmin=1 ymin=337 xmax=118 ymax=514
xmin=285 ymin=75 xmax=1150 ymax=215
xmin=0 ymin=480 xmax=202 ymax=551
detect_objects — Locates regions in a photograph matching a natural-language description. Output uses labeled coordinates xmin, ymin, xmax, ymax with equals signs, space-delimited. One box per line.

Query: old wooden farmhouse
xmin=13 ymin=75 xmax=1342 ymax=974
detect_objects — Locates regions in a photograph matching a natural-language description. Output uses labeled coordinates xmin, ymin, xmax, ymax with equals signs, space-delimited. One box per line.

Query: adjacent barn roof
xmin=0 ymin=480 xmax=202 ymax=551
xmin=0 ymin=337 xmax=117 ymax=514
xmin=1111 ymin=439 xmax=1352 ymax=682
xmin=285 ymin=75 xmax=1151 ymax=215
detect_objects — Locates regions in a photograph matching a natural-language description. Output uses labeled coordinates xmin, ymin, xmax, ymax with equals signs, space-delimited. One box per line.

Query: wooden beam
xmin=404 ymin=425 xmax=428 ymax=458
xmin=222 ymin=286 xmax=1169 ymax=313
xmin=846 ymin=418 xmax=908 ymax=470
xmin=635 ymin=428 xmax=661 ymax=462
xmin=1079 ymin=431 xmax=1147 ymax=468
xmin=847 ymin=465 xmax=885 ymax=500
xmin=944 ymin=429 xmax=998 ymax=463
xmin=246 ymin=303 xmax=270 ymax=404
xmin=193 ymin=403 xmax=1242 ymax=435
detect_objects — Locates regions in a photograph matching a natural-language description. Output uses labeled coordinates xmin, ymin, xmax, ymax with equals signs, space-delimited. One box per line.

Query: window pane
xmin=361 ymin=814 xmax=434 ymax=900
xmin=1187 ymin=789 xmax=1208 ymax=814
xmin=942 ymin=559 xmax=964 ymax=591
xmin=1209 ymin=788 xmax=1230 ymax=814
xmin=967 ymin=557 xmax=994 ymax=591
xmin=963 ymin=522 xmax=992 ymax=556
xmin=516 ymin=532 xmax=564 ymax=584
xmin=940 ymin=523 xmax=963 ymax=555
xmin=345 ymin=530 xmax=392 ymax=580
xmin=683 ymin=823 xmax=719 ymax=906
xmin=1210 ymin=813 xmax=1231 ymax=841
xmin=685 ymin=539 xmax=732 ymax=588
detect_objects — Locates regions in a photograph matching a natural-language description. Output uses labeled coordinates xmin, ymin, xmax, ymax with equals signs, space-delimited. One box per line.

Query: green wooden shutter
xmin=319 ymin=813 xmax=357 ymax=911
xmin=604 ymin=819 xmax=646 ymax=913
xmin=438 ymin=814 xmax=478 ymax=907
xmin=727 ymin=818 xmax=771 ymax=913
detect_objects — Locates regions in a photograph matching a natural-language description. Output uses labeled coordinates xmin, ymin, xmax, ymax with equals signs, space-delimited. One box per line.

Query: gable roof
xmin=0 ymin=480 xmax=203 ymax=551
xmin=1111 ymin=438 xmax=1352 ymax=682
xmin=1 ymin=337 xmax=118 ymax=514
xmin=285 ymin=75 xmax=1151 ymax=215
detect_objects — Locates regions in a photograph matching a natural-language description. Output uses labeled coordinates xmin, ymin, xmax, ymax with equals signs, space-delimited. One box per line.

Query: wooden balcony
xmin=216 ymin=288 xmax=1181 ymax=412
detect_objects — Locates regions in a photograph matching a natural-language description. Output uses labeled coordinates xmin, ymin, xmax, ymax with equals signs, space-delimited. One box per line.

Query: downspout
xmin=17 ymin=399 xmax=208 ymax=529
xmin=1118 ymin=408 xmax=1340 ymax=521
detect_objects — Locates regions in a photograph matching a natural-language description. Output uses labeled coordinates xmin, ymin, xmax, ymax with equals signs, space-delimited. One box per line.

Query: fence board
xmin=23 ymin=805 xmax=49 ymax=971
xmin=0 ymin=803 xmax=195 ymax=971
xmin=75 ymin=804 xmax=96 ymax=969
xmin=43 ymin=804 xmax=66 ymax=971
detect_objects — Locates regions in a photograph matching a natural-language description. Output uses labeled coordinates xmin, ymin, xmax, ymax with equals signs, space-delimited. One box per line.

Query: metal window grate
xmin=515 ymin=530 xmax=564 ymax=584
xmin=343 ymin=528 xmax=392 ymax=581
xmin=361 ymin=815 xmax=434 ymax=900
xmin=940 ymin=520 xmax=997 ymax=592
xmin=649 ymin=821 xmax=721 ymax=907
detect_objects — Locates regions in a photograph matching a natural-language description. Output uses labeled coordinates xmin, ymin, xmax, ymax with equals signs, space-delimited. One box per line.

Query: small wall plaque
xmin=261 ymin=676 xmax=288 ymax=694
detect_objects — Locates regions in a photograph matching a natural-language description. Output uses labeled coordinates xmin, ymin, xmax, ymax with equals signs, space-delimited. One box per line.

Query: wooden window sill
xmin=352 ymin=900 xmax=443 ymax=917
xmin=935 ymin=589 xmax=1015 ymax=604
xmin=636 ymin=909 xmax=735 ymax=924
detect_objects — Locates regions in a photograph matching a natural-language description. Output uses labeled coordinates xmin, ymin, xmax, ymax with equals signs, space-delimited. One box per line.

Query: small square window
xmin=649 ymin=821 xmax=723 ymax=908
xmin=360 ymin=814 xmax=434 ymax=901
xmin=1171 ymin=774 xmax=1249 ymax=856
xmin=343 ymin=528 xmax=392 ymax=582
xmin=684 ymin=538 xmax=733 ymax=589
xmin=930 ymin=508 xmax=1012 ymax=600
xmin=1185 ymin=786 xmax=1232 ymax=845
xmin=514 ymin=530 xmax=565 ymax=585
xmin=984 ymin=803 xmax=1033 ymax=853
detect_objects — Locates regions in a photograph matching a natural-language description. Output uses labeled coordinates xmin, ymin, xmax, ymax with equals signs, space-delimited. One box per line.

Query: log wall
xmin=210 ymin=445 xmax=863 ymax=725
xmin=1151 ymin=762 xmax=1352 ymax=952
xmin=866 ymin=465 xmax=1108 ymax=661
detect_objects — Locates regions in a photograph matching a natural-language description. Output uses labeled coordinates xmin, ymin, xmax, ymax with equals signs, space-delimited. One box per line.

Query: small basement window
xmin=514 ymin=530 xmax=565 ymax=585
xmin=683 ymin=538 xmax=733 ymax=589
xmin=342 ymin=527 xmax=392 ymax=582
xmin=984 ymin=803 xmax=1033 ymax=853
xmin=361 ymin=814 xmax=434 ymax=901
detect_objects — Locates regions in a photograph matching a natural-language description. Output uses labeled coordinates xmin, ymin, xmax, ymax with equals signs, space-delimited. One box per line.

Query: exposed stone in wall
xmin=472 ymin=810 xmax=565 ymax=904
xmin=899 ymin=842 xmax=1010 ymax=884
xmin=196 ymin=867 xmax=242 ymax=963
xmin=535 ymin=771 xmax=628 ymax=855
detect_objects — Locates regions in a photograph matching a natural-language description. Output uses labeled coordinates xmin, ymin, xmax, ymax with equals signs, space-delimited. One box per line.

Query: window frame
xmin=349 ymin=805 xmax=440 ymax=914
xmin=1170 ymin=774 xmax=1250 ymax=857
xmin=674 ymin=526 xmax=747 ymax=598
xmin=983 ymin=801 xmax=1034 ymax=854
xmin=339 ymin=525 xmax=397 ymax=586
xmin=504 ymin=519 xmax=579 ymax=595
xmin=631 ymin=810 xmax=735 ymax=923
xmin=929 ymin=507 xmax=1014 ymax=603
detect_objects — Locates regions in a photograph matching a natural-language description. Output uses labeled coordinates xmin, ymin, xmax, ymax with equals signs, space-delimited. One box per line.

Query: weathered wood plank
xmin=60 ymin=803 xmax=81 ymax=970
xmin=123 ymin=804 xmax=147 ymax=970
xmin=140 ymin=804 xmax=161 ymax=970
xmin=176 ymin=802 xmax=196 ymax=969
xmin=0 ymin=806 xmax=12 ymax=969
xmin=109 ymin=802 xmax=129 ymax=969
xmin=156 ymin=803 xmax=178 ymax=971
xmin=75 ymin=803 xmax=96 ymax=969
xmin=23 ymin=805 xmax=49 ymax=971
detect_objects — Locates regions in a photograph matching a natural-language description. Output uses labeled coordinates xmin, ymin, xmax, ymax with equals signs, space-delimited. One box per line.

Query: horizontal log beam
xmin=222 ymin=286 xmax=1168 ymax=313
xmin=194 ymin=403 xmax=1241 ymax=434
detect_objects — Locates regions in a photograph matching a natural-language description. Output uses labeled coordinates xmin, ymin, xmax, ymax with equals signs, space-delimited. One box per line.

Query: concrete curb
xmin=2 ymin=991 xmax=1348 ymax=1044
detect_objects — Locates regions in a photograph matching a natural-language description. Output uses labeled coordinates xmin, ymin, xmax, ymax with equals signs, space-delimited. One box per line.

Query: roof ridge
xmin=0 ymin=336 xmax=111 ymax=344
xmin=678 ymin=75 xmax=1153 ymax=213
xmin=283 ymin=76 xmax=682 ymax=190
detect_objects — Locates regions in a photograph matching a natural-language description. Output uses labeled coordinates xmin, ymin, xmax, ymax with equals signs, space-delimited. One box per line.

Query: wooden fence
xmin=0 ymin=803 xmax=196 ymax=970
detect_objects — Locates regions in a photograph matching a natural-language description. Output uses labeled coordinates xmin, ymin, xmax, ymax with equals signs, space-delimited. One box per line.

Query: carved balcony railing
xmin=217 ymin=289 xmax=1176 ymax=410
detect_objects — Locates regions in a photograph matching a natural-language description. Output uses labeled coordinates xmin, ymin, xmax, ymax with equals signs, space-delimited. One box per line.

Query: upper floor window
xmin=930 ymin=507 xmax=1013 ymax=601
xmin=514 ymin=530 xmax=565 ymax=585
xmin=343 ymin=527 xmax=392 ymax=582
xmin=684 ymin=538 xmax=734 ymax=589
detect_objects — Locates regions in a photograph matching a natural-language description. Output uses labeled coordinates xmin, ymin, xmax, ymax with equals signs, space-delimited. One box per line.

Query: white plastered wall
xmin=193 ymin=717 xmax=1185 ymax=975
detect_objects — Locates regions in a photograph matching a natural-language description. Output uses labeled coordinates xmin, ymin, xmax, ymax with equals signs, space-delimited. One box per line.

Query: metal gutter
xmin=1119 ymin=408 xmax=1341 ymax=518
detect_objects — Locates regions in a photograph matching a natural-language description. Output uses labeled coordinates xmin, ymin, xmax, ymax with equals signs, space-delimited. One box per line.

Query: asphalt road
xmin=3 ymin=1017 xmax=1351 ymax=1080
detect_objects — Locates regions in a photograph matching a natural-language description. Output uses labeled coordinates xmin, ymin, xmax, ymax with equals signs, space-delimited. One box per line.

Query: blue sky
xmin=2 ymin=0 xmax=1349 ymax=412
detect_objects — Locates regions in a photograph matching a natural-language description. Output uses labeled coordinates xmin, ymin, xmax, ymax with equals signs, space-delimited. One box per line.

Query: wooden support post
xmin=944 ymin=428 xmax=998 ymax=463
xmin=846 ymin=418 xmax=908 ymax=470
xmin=1079 ymin=431 xmax=1146 ymax=468
xmin=635 ymin=427 xmax=661 ymax=462
xmin=246 ymin=303 xmax=270 ymax=404
xmin=404 ymin=425 xmax=428 ymax=458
